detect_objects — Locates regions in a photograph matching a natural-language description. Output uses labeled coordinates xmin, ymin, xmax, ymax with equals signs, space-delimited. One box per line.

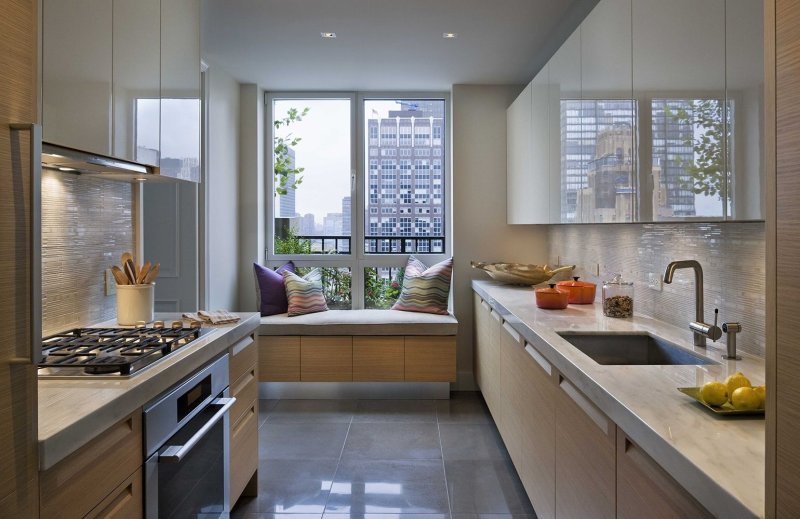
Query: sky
xmin=272 ymin=98 xmax=402 ymax=223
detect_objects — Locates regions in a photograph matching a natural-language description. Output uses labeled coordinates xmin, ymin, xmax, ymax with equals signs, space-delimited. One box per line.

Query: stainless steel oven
xmin=144 ymin=354 xmax=235 ymax=518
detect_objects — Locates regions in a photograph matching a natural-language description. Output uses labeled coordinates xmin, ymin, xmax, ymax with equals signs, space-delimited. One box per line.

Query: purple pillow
xmin=253 ymin=262 xmax=295 ymax=316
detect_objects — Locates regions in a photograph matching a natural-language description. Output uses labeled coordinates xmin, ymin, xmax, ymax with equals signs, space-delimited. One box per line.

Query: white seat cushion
xmin=258 ymin=309 xmax=458 ymax=336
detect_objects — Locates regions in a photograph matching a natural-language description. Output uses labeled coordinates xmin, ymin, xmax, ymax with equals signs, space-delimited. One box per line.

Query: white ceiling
xmin=201 ymin=0 xmax=588 ymax=91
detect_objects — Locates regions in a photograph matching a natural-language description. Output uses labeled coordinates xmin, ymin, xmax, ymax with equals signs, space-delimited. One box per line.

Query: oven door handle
xmin=158 ymin=397 xmax=236 ymax=463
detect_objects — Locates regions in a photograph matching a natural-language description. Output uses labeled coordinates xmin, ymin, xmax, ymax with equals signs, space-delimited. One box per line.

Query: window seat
xmin=257 ymin=310 xmax=458 ymax=383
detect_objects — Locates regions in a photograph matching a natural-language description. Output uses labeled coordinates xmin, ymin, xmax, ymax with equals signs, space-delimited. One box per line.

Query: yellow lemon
xmin=731 ymin=387 xmax=761 ymax=410
xmin=725 ymin=372 xmax=751 ymax=398
xmin=753 ymin=385 xmax=766 ymax=409
xmin=699 ymin=381 xmax=728 ymax=407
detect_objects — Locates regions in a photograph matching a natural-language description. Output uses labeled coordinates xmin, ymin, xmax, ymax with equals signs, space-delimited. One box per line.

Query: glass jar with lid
xmin=602 ymin=274 xmax=634 ymax=318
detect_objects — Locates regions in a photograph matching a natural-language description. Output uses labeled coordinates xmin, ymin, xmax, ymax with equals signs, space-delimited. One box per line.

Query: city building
xmin=278 ymin=147 xmax=297 ymax=218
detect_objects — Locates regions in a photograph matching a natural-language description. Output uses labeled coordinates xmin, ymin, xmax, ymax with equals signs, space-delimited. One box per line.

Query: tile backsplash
xmin=41 ymin=171 xmax=135 ymax=335
xmin=548 ymin=222 xmax=766 ymax=358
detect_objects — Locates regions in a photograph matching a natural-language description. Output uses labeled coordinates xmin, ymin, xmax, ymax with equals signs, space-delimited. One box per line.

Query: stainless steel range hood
xmin=41 ymin=142 xmax=162 ymax=181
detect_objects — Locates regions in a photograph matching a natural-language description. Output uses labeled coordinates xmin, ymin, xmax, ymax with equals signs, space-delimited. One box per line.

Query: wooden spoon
xmin=143 ymin=263 xmax=160 ymax=284
xmin=136 ymin=261 xmax=152 ymax=285
xmin=110 ymin=266 xmax=128 ymax=285
xmin=124 ymin=259 xmax=137 ymax=285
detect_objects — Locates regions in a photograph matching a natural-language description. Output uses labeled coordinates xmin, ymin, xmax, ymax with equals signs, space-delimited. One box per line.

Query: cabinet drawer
xmin=40 ymin=410 xmax=142 ymax=519
xmin=353 ymin=336 xmax=404 ymax=381
xmin=259 ymin=335 xmax=301 ymax=381
xmin=230 ymin=364 xmax=258 ymax=424
xmin=404 ymin=336 xmax=456 ymax=382
xmin=230 ymin=400 xmax=259 ymax=506
xmin=230 ymin=334 xmax=256 ymax=383
xmin=84 ymin=467 xmax=143 ymax=519
xmin=301 ymin=336 xmax=353 ymax=381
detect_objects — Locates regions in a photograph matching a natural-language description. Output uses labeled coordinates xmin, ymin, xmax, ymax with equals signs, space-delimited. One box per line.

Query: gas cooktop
xmin=38 ymin=322 xmax=204 ymax=378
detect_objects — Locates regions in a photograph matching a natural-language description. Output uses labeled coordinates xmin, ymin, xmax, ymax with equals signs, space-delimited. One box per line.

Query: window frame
xmin=264 ymin=91 xmax=451 ymax=310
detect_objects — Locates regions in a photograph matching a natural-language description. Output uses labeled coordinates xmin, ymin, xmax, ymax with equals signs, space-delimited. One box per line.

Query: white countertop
xmin=472 ymin=280 xmax=764 ymax=519
xmin=37 ymin=312 xmax=260 ymax=471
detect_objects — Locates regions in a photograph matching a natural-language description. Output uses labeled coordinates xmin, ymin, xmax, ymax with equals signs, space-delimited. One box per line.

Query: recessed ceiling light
xmin=443 ymin=32 xmax=457 ymax=39
xmin=57 ymin=167 xmax=77 ymax=172
xmin=321 ymin=32 xmax=337 ymax=39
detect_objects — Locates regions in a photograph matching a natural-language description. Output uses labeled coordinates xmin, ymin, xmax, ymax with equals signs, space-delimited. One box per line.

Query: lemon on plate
xmin=700 ymin=381 xmax=728 ymax=407
xmin=753 ymin=385 xmax=766 ymax=408
xmin=725 ymin=371 xmax=751 ymax=398
xmin=731 ymin=386 xmax=761 ymax=410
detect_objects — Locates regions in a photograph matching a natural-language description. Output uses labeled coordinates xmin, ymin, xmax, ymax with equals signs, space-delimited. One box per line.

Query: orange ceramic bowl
xmin=556 ymin=276 xmax=597 ymax=305
xmin=535 ymin=284 xmax=569 ymax=309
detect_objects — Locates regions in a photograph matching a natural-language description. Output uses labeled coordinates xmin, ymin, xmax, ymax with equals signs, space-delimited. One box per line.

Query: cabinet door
xmin=0 ymin=1 xmax=39 ymax=516
xmin=160 ymin=0 xmax=201 ymax=181
xmin=42 ymin=0 xmax=112 ymax=155
xmin=617 ymin=428 xmax=712 ymax=518
xmin=548 ymin=31 xmax=580 ymax=224
xmin=474 ymin=296 xmax=503 ymax=418
xmin=507 ymin=83 xmax=532 ymax=223
xmin=578 ymin=0 xmax=635 ymax=224
xmin=500 ymin=329 xmax=556 ymax=519
xmin=530 ymin=65 xmax=551 ymax=224
xmin=113 ymin=0 xmax=160 ymax=165
xmin=555 ymin=375 xmax=616 ymax=519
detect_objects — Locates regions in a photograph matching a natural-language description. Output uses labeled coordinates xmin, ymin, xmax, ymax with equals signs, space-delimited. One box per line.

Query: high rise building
xmin=341 ymin=196 xmax=351 ymax=234
xmin=278 ymin=147 xmax=297 ymax=218
xmin=299 ymin=213 xmax=316 ymax=236
xmin=366 ymin=101 xmax=445 ymax=252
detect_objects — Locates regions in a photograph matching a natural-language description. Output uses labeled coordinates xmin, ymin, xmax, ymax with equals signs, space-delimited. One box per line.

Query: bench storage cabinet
xmin=258 ymin=310 xmax=458 ymax=384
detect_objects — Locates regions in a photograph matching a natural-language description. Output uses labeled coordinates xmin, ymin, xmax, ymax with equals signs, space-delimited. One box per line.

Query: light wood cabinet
xmin=301 ymin=336 xmax=353 ymax=381
xmin=353 ymin=336 xmax=404 ymax=381
xmin=554 ymin=375 xmax=616 ymax=519
xmin=473 ymin=294 xmax=503 ymax=415
xmin=405 ymin=336 xmax=457 ymax=382
xmin=500 ymin=329 xmax=556 ymax=519
xmin=617 ymin=428 xmax=712 ymax=518
xmin=229 ymin=334 xmax=259 ymax=507
xmin=40 ymin=411 xmax=142 ymax=519
xmin=84 ymin=467 xmax=143 ymax=519
xmin=259 ymin=336 xmax=301 ymax=381
xmin=0 ymin=3 xmax=39 ymax=518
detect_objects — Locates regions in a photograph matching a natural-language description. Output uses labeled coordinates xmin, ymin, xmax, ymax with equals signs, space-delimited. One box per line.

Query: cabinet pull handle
xmin=525 ymin=343 xmax=551 ymax=375
xmin=8 ymin=123 xmax=42 ymax=365
xmin=502 ymin=322 xmax=521 ymax=343
xmin=490 ymin=309 xmax=502 ymax=322
xmin=480 ymin=300 xmax=490 ymax=311
xmin=232 ymin=335 xmax=254 ymax=356
xmin=559 ymin=377 xmax=610 ymax=435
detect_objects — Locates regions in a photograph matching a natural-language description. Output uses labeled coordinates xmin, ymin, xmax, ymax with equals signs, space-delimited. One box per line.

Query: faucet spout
xmin=663 ymin=260 xmax=710 ymax=347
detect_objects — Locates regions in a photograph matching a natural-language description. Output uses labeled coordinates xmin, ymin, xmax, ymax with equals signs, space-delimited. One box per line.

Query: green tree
xmin=665 ymin=100 xmax=730 ymax=200
xmin=274 ymin=107 xmax=310 ymax=196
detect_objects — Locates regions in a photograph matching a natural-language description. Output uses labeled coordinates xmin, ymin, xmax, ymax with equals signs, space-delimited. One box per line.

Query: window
xmin=268 ymin=93 xmax=448 ymax=309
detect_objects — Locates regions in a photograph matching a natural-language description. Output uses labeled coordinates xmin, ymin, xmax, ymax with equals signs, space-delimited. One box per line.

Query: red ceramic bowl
xmin=535 ymin=284 xmax=569 ymax=309
xmin=556 ymin=276 xmax=597 ymax=304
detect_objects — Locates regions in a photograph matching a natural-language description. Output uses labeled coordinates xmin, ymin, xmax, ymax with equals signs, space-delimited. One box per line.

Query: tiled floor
xmin=231 ymin=392 xmax=535 ymax=519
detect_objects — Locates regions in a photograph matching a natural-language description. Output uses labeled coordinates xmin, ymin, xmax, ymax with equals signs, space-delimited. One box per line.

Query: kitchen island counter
xmin=473 ymin=280 xmax=764 ymax=519
xmin=37 ymin=312 xmax=260 ymax=470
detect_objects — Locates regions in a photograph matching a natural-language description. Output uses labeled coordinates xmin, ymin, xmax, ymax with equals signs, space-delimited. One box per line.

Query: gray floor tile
xmin=436 ymin=393 xmax=493 ymax=424
xmin=267 ymin=399 xmax=357 ymax=423
xmin=445 ymin=460 xmax=534 ymax=514
xmin=451 ymin=515 xmax=536 ymax=519
xmin=324 ymin=514 xmax=449 ymax=519
xmin=439 ymin=424 xmax=510 ymax=461
xmin=326 ymin=459 xmax=450 ymax=514
xmin=261 ymin=422 xmax=350 ymax=459
xmin=342 ymin=423 xmax=442 ymax=460
xmin=259 ymin=399 xmax=280 ymax=428
xmin=354 ymin=400 xmax=437 ymax=423
xmin=236 ymin=459 xmax=339 ymax=514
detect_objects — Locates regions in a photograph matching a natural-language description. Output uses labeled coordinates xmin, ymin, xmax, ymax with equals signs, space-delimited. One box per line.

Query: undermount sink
xmin=557 ymin=332 xmax=717 ymax=366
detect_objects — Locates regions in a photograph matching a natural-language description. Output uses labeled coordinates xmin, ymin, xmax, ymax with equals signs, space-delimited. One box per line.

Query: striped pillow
xmin=283 ymin=269 xmax=329 ymax=317
xmin=392 ymin=256 xmax=453 ymax=315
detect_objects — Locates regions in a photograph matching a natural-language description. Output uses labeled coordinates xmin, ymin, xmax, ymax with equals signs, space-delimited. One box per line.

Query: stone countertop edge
xmin=472 ymin=280 xmax=764 ymax=519
xmin=37 ymin=312 xmax=261 ymax=471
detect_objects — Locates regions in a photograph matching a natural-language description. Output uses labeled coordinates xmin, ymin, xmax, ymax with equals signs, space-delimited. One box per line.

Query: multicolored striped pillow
xmin=283 ymin=269 xmax=329 ymax=317
xmin=392 ymin=256 xmax=453 ymax=315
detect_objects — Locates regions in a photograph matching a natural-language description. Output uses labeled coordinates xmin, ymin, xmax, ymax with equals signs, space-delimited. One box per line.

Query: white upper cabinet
xmin=113 ymin=0 xmax=161 ymax=166
xmin=507 ymin=0 xmax=765 ymax=224
xmin=507 ymin=84 xmax=533 ymax=224
xmin=160 ymin=0 xmax=202 ymax=182
xmin=43 ymin=0 xmax=113 ymax=155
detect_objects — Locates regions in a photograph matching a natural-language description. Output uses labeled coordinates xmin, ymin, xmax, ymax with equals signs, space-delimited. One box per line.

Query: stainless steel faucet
xmin=663 ymin=260 xmax=722 ymax=347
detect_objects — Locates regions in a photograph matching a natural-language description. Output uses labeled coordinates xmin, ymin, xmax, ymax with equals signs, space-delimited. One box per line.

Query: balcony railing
xmin=280 ymin=235 xmax=445 ymax=254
